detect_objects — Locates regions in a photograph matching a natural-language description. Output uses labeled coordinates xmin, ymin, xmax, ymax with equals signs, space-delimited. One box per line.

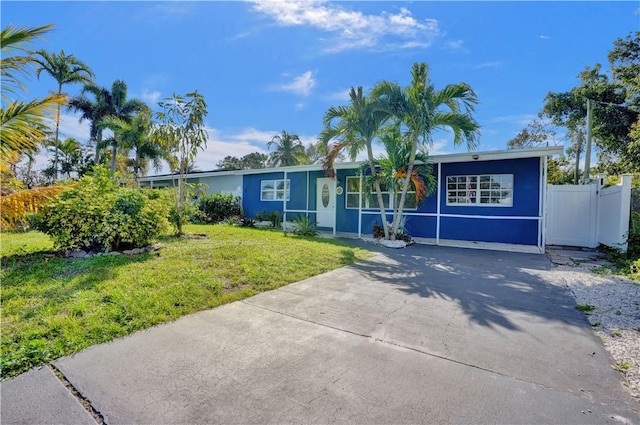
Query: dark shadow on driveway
xmin=340 ymin=240 xmax=588 ymax=332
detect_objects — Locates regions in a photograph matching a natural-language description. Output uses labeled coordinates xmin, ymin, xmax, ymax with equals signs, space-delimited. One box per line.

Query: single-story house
xmin=139 ymin=146 xmax=563 ymax=253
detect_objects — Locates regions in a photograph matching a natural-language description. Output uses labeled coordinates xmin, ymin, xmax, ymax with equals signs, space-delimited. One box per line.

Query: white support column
xmin=539 ymin=156 xmax=548 ymax=252
xmin=358 ymin=174 xmax=363 ymax=238
xmin=333 ymin=177 xmax=337 ymax=236
xmin=436 ymin=162 xmax=442 ymax=245
xmin=283 ymin=171 xmax=287 ymax=225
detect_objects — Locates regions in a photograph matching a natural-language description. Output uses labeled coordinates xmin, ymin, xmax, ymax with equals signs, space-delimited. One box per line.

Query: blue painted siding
xmin=240 ymin=156 xmax=542 ymax=246
xmin=242 ymin=172 xmax=284 ymax=218
xmin=440 ymin=158 xmax=540 ymax=216
xmin=440 ymin=217 xmax=539 ymax=245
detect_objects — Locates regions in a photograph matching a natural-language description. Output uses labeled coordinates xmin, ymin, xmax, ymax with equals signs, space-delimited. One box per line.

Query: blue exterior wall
xmin=438 ymin=157 xmax=541 ymax=245
xmin=240 ymin=156 xmax=542 ymax=246
xmin=243 ymin=172 xmax=284 ymax=218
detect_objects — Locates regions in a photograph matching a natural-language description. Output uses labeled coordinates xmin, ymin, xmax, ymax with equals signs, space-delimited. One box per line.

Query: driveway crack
xmin=48 ymin=364 xmax=106 ymax=425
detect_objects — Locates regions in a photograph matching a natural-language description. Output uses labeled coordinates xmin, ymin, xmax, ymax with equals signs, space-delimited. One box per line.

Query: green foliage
xmin=198 ymin=193 xmax=242 ymax=223
xmin=253 ymin=210 xmax=282 ymax=227
xmin=32 ymin=167 xmax=169 ymax=252
xmin=151 ymin=91 xmax=208 ymax=236
xmin=575 ymin=304 xmax=596 ymax=314
xmin=292 ymin=215 xmax=318 ymax=237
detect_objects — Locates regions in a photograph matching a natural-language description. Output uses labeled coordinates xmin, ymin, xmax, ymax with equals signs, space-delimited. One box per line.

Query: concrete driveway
xmin=2 ymin=243 xmax=639 ymax=424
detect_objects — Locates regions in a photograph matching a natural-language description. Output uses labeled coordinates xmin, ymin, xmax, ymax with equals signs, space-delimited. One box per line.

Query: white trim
xmin=358 ymin=174 xmax=363 ymax=238
xmin=539 ymin=156 xmax=547 ymax=252
xmin=445 ymin=174 xmax=514 ymax=207
xmin=139 ymin=147 xmax=564 ymax=182
xmin=436 ymin=162 xmax=442 ymax=245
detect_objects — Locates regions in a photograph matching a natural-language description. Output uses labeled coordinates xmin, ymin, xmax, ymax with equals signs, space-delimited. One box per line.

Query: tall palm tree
xmin=0 ymin=24 xmax=64 ymax=157
xmin=372 ymin=62 xmax=480 ymax=236
xmin=67 ymin=84 xmax=110 ymax=163
xmin=69 ymin=80 xmax=146 ymax=172
xmin=358 ymin=125 xmax=436 ymax=233
xmin=318 ymin=86 xmax=392 ymax=238
xmin=33 ymin=50 xmax=94 ymax=179
xmin=100 ymin=108 xmax=162 ymax=178
xmin=267 ymin=130 xmax=306 ymax=167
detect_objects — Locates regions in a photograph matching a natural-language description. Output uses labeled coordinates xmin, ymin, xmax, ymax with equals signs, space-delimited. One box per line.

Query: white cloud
xmin=250 ymin=0 xmax=440 ymax=53
xmin=323 ymin=88 xmax=351 ymax=103
xmin=539 ymin=35 xmax=551 ymax=40
xmin=271 ymin=71 xmax=316 ymax=97
xmin=444 ymin=39 xmax=466 ymax=51
xmin=53 ymin=113 xmax=91 ymax=141
xmin=475 ymin=61 xmax=503 ymax=69
xmin=489 ymin=114 xmax=537 ymax=127
xmin=139 ymin=89 xmax=161 ymax=105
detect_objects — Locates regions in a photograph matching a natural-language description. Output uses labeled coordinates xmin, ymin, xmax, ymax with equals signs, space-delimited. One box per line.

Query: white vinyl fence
xmin=546 ymin=175 xmax=632 ymax=251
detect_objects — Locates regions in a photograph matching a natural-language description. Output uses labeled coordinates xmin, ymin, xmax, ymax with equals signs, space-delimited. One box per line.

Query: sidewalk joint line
xmin=48 ymin=364 xmax=107 ymax=425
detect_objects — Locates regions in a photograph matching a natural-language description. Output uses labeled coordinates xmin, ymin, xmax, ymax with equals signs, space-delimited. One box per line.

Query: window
xmin=261 ymin=179 xmax=289 ymax=201
xmin=446 ymin=174 xmax=513 ymax=206
xmin=345 ymin=176 xmax=417 ymax=210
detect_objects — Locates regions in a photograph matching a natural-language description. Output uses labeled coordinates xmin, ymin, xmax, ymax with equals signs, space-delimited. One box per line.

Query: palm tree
xmin=358 ymin=125 xmax=436 ymax=235
xmin=70 ymin=80 xmax=147 ymax=172
xmin=318 ymin=86 xmax=392 ymax=238
xmin=100 ymin=108 xmax=162 ymax=178
xmin=372 ymin=62 xmax=480 ymax=237
xmin=0 ymin=24 xmax=64 ymax=157
xmin=267 ymin=130 xmax=305 ymax=167
xmin=33 ymin=50 xmax=94 ymax=179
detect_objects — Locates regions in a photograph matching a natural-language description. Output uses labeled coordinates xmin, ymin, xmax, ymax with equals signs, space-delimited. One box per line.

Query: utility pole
xmin=573 ymin=130 xmax=583 ymax=185
xmin=582 ymin=98 xmax=593 ymax=184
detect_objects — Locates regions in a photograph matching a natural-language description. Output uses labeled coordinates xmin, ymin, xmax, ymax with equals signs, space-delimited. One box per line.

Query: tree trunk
xmin=53 ymin=83 xmax=63 ymax=180
xmin=366 ymin=142 xmax=390 ymax=239
xmin=391 ymin=137 xmax=418 ymax=236
xmin=110 ymin=139 xmax=117 ymax=173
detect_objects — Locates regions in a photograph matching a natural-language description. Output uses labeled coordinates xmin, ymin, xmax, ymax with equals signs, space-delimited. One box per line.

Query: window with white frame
xmin=345 ymin=176 xmax=417 ymax=209
xmin=260 ymin=179 xmax=290 ymax=201
xmin=446 ymin=174 xmax=513 ymax=206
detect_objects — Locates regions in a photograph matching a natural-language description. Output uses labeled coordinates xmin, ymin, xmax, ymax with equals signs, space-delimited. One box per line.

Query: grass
xmin=575 ymin=304 xmax=596 ymax=314
xmin=0 ymin=224 xmax=371 ymax=379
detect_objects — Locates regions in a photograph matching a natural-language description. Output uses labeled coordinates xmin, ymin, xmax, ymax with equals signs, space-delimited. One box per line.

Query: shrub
xmin=32 ymin=168 xmax=169 ymax=252
xmin=253 ymin=210 xmax=282 ymax=227
xmin=198 ymin=193 xmax=242 ymax=223
xmin=293 ymin=215 xmax=318 ymax=237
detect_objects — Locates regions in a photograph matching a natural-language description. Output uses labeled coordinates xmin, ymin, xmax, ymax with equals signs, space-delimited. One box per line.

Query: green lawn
xmin=0 ymin=224 xmax=371 ymax=379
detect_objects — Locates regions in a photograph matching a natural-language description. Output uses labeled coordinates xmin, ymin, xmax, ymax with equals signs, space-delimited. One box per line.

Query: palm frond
xmin=0 ymin=93 xmax=65 ymax=156
xmin=0 ymin=185 xmax=68 ymax=229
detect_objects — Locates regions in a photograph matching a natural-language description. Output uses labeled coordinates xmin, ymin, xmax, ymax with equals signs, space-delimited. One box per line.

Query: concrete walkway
xmin=2 ymin=244 xmax=638 ymax=424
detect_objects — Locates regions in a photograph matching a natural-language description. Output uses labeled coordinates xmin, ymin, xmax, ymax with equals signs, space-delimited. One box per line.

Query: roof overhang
xmin=139 ymin=146 xmax=564 ymax=181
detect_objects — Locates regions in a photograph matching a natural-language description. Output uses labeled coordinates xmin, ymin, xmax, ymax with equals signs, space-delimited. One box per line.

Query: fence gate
xmin=546 ymin=184 xmax=598 ymax=247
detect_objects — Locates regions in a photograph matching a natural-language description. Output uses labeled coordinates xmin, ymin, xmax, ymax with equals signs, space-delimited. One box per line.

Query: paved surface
xmin=2 ymin=244 xmax=639 ymax=424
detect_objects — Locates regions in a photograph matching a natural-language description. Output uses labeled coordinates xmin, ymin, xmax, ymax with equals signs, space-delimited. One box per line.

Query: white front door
xmin=316 ymin=178 xmax=335 ymax=228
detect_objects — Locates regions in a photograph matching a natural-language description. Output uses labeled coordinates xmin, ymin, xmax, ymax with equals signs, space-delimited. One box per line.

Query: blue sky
xmin=3 ymin=1 xmax=639 ymax=174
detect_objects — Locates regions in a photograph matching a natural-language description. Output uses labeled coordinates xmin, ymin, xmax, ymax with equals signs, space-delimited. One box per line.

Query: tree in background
xmin=100 ymin=108 xmax=163 ymax=178
xmin=372 ymin=62 xmax=480 ymax=238
xmin=33 ymin=49 xmax=94 ymax=179
xmin=151 ymin=91 xmax=208 ymax=236
xmin=91 ymin=80 xmax=147 ymax=173
xmin=319 ymin=86 xmax=391 ymax=238
xmin=217 ymin=152 xmax=268 ymax=170
xmin=542 ymin=31 xmax=639 ymax=174
xmin=267 ymin=130 xmax=305 ymax=167
xmin=507 ymin=120 xmax=574 ymax=184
